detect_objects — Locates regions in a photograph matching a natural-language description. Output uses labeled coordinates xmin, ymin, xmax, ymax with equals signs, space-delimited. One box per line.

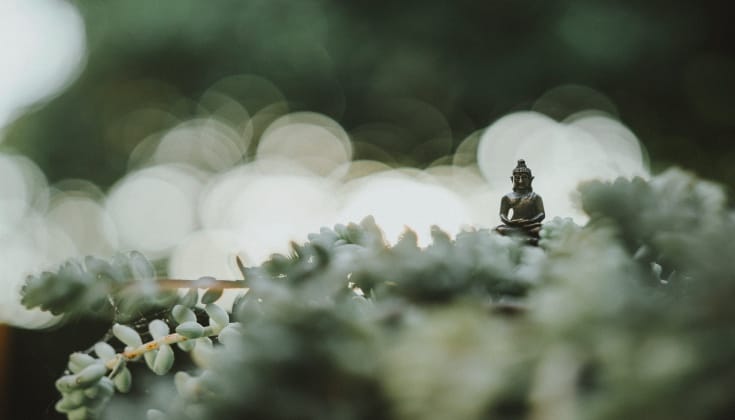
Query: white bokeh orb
xmin=477 ymin=111 xmax=649 ymax=223
xmin=0 ymin=0 xmax=86 ymax=129
xmin=106 ymin=164 xmax=206 ymax=258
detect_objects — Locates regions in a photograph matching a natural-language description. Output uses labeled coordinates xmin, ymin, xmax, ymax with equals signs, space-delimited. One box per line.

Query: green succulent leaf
xmin=68 ymin=353 xmax=97 ymax=374
xmin=149 ymin=319 xmax=170 ymax=340
xmin=205 ymin=303 xmax=228 ymax=329
xmin=112 ymin=323 xmax=143 ymax=348
xmin=176 ymin=322 xmax=205 ymax=339
xmin=93 ymin=342 xmax=116 ymax=362
xmin=113 ymin=367 xmax=132 ymax=393
xmin=152 ymin=344 xmax=175 ymax=375
xmin=201 ymin=288 xmax=223 ymax=305
xmin=171 ymin=305 xmax=197 ymax=324
xmin=75 ymin=364 xmax=107 ymax=388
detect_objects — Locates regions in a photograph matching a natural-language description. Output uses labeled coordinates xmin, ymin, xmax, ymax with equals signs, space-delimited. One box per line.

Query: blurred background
xmin=1 ymin=0 xmax=733 ymax=418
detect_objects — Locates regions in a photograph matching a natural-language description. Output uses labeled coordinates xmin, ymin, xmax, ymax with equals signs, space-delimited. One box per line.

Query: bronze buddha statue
xmin=496 ymin=159 xmax=545 ymax=243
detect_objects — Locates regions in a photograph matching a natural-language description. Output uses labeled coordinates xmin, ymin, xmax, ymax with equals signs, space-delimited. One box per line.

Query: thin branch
xmin=114 ymin=278 xmax=247 ymax=298
xmin=154 ymin=278 xmax=247 ymax=289
xmin=236 ymin=255 xmax=247 ymax=279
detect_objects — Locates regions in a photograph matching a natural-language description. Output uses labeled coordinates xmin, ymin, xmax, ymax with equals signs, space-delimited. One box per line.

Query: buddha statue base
xmin=495 ymin=223 xmax=542 ymax=245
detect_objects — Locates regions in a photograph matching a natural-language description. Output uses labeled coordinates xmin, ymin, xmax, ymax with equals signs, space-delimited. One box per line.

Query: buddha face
xmin=512 ymin=172 xmax=532 ymax=190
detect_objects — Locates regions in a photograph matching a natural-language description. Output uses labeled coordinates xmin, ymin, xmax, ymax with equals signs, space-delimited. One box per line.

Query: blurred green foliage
xmin=19 ymin=169 xmax=735 ymax=420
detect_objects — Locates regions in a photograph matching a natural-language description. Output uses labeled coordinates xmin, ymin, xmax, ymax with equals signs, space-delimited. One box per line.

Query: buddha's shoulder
xmin=505 ymin=191 xmax=541 ymax=199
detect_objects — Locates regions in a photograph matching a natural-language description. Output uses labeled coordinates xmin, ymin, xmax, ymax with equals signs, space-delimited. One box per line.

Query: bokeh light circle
xmin=338 ymin=170 xmax=472 ymax=245
xmin=0 ymin=0 xmax=86 ymax=128
xmin=153 ymin=118 xmax=246 ymax=172
xmin=477 ymin=111 xmax=649 ymax=222
xmin=106 ymin=165 xmax=206 ymax=257
xmin=200 ymin=165 xmax=338 ymax=263
xmin=257 ymin=112 xmax=352 ymax=177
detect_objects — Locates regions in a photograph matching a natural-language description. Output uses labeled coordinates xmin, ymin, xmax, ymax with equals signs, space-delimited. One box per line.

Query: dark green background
xmin=5 ymin=0 xmax=735 ymax=190
xmin=5 ymin=0 xmax=735 ymax=418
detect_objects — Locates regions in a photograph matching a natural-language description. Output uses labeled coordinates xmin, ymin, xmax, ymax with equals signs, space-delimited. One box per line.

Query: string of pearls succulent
xmin=53 ymin=287 xmax=239 ymax=420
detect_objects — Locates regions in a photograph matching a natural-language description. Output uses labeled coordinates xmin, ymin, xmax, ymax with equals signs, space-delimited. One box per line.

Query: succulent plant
xmin=21 ymin=169 xmax=735 ymax=420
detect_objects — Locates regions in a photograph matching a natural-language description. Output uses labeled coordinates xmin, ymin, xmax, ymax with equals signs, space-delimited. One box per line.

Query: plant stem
xmin=154 ymin=278 xmax=247 ymax=289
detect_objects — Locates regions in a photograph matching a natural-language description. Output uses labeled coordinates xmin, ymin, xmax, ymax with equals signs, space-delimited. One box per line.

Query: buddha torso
xmin=503 ymin=191 xmax=542 ymax=220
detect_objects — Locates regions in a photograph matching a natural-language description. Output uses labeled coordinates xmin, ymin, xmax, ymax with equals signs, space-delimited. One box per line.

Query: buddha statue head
xmin=511 ymin=159 xmax=534 ymax=192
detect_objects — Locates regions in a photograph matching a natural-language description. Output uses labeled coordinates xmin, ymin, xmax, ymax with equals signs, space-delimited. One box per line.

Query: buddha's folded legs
xmin=495 ymin=223 xmax=542 ymax=238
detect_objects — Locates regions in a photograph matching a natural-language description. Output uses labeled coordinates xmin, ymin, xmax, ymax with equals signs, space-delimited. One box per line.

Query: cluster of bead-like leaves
xmin=52 ymin=286 xmax=237 ymax=420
